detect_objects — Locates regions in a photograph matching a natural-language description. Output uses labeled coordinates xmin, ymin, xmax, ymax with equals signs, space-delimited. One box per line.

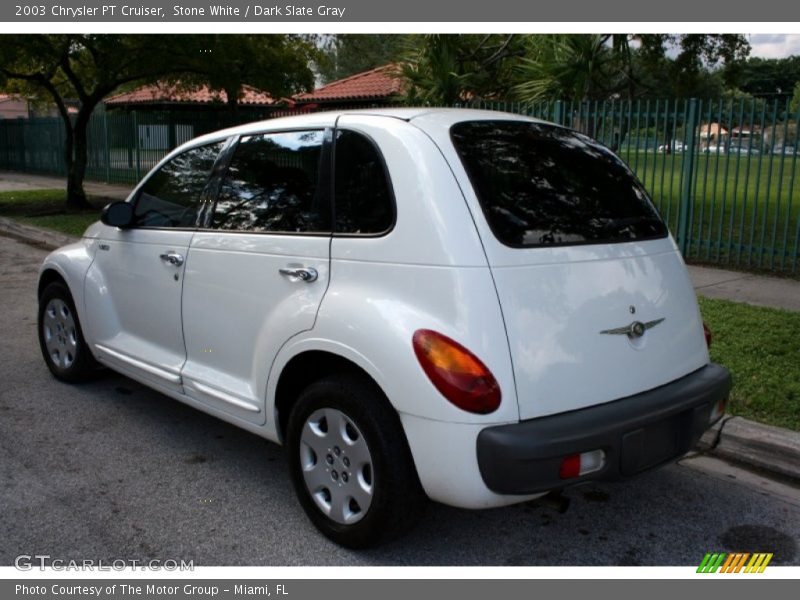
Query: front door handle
xmin=159 ymin=251 xmax=184 ymax=267
xmin=279 ymin=267 xmax=318 ymax=282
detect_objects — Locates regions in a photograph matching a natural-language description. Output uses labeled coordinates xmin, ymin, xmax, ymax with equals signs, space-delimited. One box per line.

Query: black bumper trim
xmin=476 ymin=363 xmax=731 ymax=494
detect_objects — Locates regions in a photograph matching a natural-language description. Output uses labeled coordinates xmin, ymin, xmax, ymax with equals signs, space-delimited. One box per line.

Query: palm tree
xmin=512 ymin=34 xmax=617 ymax=103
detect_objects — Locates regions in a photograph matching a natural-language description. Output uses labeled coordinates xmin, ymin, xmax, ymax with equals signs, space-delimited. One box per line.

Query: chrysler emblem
xmin=600 ymin=318 xmax=665 ymax=339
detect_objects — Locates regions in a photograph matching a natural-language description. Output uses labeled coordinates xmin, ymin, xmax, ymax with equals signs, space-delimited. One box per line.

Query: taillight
xmin=559 ymin=450 xmax=606 ymax=479
xmin=703 ymin=322 xmax=712 ymax=348
xmin=412 ymin=329 xmax=501 ymax=414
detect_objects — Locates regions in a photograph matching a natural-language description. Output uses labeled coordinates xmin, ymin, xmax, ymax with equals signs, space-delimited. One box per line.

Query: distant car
xmin=773 ymin=145 xmax=797 ymax=156
xmin=658 ymin=141 xmax=686 ymax=153
xmin=37 ymin=108 xmax=732 ymax=548
xmin=704 ymin=144 xmax=759 ymax=156
xmin=729 ymin=146 xmax=760 ymax=156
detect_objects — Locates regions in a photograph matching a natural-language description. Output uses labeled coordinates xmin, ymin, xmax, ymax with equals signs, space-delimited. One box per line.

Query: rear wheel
xmin=286 ymin=374 xmax=425 ymax=548
xmin=38 ymin=282 xmax=97 ymax=382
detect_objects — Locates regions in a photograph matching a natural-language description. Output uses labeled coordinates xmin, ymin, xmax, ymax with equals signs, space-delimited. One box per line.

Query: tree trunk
xmin=64 ymin=107 xmax=93 ymax=211
xmin=225 ymin=86 xmax=240 ymax=127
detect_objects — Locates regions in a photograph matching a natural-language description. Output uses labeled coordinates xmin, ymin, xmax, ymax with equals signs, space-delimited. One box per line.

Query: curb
xmin=698 ymin=415 xmax=800 ymax=482
xmin=2 ymin=218 xmax=799 ymax=484
xmin=0 ymin=216 xmax=79 ymax=251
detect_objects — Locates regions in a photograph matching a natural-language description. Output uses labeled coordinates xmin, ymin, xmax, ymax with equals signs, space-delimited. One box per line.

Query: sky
xmin=748 ymin=34 xmax=800 ymax=58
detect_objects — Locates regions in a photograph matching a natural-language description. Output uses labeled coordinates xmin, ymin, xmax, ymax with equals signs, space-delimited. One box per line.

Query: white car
xmin=657 ymin=141 xmax=686 ymax=153
xmin=37 ymin=108 xmax=731 ymax=548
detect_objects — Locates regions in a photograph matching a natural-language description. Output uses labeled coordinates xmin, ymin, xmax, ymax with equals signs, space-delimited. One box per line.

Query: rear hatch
xmin=445 ymin=119 xmax=709 ymax=420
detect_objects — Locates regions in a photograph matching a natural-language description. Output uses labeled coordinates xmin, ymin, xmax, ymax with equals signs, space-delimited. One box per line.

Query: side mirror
xmin=101 ymin=202 xmax=135 ymax=229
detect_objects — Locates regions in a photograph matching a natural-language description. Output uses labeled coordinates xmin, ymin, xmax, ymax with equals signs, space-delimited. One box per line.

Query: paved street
xmin=1 ymin=233 xmax=799 ymax=566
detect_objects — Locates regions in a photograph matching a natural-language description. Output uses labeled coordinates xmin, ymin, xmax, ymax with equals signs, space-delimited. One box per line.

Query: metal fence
xmin=1 ymin=98 xmax=799 ymax=274
xmin=475 ymin=98 xmax=800 ymax=275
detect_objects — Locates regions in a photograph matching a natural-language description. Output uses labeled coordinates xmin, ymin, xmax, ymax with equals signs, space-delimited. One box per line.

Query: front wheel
xmin=38 ymin=281 xmax=97 ymax=382
xmin=286 ymin=374 xmax=425 ymax=548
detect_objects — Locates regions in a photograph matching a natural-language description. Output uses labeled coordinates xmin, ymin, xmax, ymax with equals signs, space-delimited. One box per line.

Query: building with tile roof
xmin=104 ymin=82 xmax=277 ymax=109
xmin=291 ymin=64 xmax=406 ymax=108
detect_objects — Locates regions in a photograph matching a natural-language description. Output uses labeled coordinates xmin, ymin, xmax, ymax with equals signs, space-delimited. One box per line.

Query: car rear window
xmin=450 ymin=121 xmax=668 ymax=248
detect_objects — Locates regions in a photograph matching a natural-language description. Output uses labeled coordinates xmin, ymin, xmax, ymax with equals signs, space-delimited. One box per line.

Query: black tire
xmin=286 ymin=373 xmax=426 ymax=548
xmin=37 ymin=281 xmax=98 ymax=382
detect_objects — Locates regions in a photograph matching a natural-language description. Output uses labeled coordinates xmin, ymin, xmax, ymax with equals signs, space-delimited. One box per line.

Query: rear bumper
xmin=476 ymin=363 xmax=731 ymax=494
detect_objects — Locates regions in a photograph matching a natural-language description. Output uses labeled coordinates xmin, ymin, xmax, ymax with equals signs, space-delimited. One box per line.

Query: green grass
xmin=0 ymin=189 xmax=102 ymax=237
xmin=626 ymin=153 xmax=800 ymax=274
xmin=699 ymin=296 xmax=800 ymax=431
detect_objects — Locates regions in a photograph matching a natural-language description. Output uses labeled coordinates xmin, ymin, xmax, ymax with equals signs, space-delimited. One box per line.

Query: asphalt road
xmin=1 ymin=234 xmax=799 ymax=567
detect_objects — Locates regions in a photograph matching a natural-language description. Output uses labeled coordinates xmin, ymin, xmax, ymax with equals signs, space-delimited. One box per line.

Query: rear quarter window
xmin=450 ymin=120 xmax=667 ymax=248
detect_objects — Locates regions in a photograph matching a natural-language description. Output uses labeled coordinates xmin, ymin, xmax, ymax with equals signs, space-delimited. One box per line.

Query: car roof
xmin=186 ymin=107 xmax=546 ymax=149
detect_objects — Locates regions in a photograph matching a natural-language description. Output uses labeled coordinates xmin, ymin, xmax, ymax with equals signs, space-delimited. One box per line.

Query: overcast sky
xmin=748 ymin=34 xmax=800 ymax=58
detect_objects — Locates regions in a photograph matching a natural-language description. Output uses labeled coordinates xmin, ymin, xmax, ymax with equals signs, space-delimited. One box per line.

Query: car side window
xmin=212 ymin=130 xmax=329 ymax=233
xmin=132 ymin=141 xmax=225 ymax=228
xmin=334 ymin=130 xmax=394 ymax=234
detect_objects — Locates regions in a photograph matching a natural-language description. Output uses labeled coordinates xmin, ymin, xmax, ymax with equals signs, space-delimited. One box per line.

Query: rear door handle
xmin=279 ymin=267 xmax=318 ymax=282
xmin=159 ymin=251 xmax=184 ymax=267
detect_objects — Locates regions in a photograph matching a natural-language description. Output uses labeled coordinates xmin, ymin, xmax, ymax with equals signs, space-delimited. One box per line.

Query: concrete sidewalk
xmin=3 ymin=170 xmax=800 ymax=312
xmin=689 ymin=266 xmax=800 ymax=312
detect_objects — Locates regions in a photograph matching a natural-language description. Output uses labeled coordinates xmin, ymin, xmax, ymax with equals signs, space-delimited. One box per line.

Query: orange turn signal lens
xmin=412 ymin=329 xmax=501 ymax=414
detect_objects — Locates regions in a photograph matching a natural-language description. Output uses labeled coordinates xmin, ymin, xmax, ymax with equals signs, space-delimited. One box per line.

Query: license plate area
xmin=620 ymin=414 xmax=682 ymax=476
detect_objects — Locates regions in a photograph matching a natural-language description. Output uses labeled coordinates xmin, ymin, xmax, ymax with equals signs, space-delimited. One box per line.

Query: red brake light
xmin=703 ymin=322 xmax=712 ymax=348
xmin=412 ymin=329 xmax=501 ymax=414
xmin=559 ymin=454 xmax=581 ymax=479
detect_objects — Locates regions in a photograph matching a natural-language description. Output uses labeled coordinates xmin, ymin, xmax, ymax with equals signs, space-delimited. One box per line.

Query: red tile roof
xmin=294 ymin=64 xmax=406 ymax=103
xmin=105 ymin=83 xmax=276 ymax=106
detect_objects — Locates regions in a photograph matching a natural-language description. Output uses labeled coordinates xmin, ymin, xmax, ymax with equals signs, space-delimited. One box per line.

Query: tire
xmin=286 ymin=374 xmax=426 ymax=548
xmin=38 ymin=281 xmax=98 ymax=382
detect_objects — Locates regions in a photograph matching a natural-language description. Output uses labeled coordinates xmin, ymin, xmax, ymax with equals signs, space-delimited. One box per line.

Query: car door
xmin=179 ymin=128 xmax=332 ymax=424
xmin=84 ymin=140 xmax=227 ymax=394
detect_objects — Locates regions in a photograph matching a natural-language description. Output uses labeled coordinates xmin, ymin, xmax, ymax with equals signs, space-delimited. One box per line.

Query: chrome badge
xmin=600 ymin=318 xmax=665 ymax=339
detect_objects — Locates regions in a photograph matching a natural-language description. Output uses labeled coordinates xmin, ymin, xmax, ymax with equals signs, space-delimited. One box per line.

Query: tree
xmin=0 ymin=34 xmax=317 ymax=209
xmin=512 ymin=34 xmax=751 ymax=103
xmin=791 ymin=82 xmax=800 ymax=114
xmin=401 ymin=34 xmax=751 ymax=108
xmin=0 ymin=35 xmax=187 ymax=208
xmin=401 ymin=34 xmax=523 ymax=105
xmin=512 ymin=35 xmax=616 ymax=102
xmin=738 ymin=56 xmax=800 ymax=98
xmin=317 ymin=35 xmax=405 ymax=83
xmin=635 ymin=34 xmax=751 ymax=96
xmin=174 ymin=35 xmax=317 ymax=115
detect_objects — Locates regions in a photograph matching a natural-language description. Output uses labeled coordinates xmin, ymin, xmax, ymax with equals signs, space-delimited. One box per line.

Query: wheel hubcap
xmin=299 ymin=408 xmax=374 ymax=525
xmin=43 ymin=298 xmax=78 ymax=370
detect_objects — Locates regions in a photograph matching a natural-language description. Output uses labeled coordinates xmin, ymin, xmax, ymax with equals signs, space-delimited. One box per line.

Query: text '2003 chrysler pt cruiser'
xmin=37 ymin=108 xmax=731 ymax=547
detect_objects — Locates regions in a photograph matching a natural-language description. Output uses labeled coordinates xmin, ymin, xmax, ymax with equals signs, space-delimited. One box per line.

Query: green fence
xmin=475 ymin=98 xmax=800 ymax=275
xmin=1 ymin=99 xmax=799 ymax=274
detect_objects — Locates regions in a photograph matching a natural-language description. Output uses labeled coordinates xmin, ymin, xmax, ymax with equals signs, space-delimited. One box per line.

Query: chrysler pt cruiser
xmin=37 ymin=109 xmax=731 ymax=547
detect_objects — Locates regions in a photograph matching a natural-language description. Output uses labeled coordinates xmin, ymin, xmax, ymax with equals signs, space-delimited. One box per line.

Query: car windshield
xmin=450 ymin=120 xmax=668 ymax=248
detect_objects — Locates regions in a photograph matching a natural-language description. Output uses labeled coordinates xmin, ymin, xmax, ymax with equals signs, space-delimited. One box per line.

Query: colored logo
xmin=697 ymin=552 xmax=773 ymax=573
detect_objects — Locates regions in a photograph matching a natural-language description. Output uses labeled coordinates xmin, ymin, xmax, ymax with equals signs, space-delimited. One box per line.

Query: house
xmin=729 ymin=125 xmax=760 ymax=145
xmin=103 ymin=82 xmax=280 ymax=150
xmin=696 ymin=122 xmax=729 ymax=149
xmin=0 ymin=94 xmax=31 ymax=119
xmin=290 ymin=64 xmax=406 ymax=110
xmin=104 ymin=82 xmax=278 ymax=111
xmin=0 ymin=93 xmax=80 ymax=119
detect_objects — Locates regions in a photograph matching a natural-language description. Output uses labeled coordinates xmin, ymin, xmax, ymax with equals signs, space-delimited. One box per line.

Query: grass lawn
xmin=699 ymin=296 xmax=800 ymax=431
xmin=627 ymin=153 xmax=800 ymax=274
xmin=0 ymin=189 xmax=102 ymax=237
